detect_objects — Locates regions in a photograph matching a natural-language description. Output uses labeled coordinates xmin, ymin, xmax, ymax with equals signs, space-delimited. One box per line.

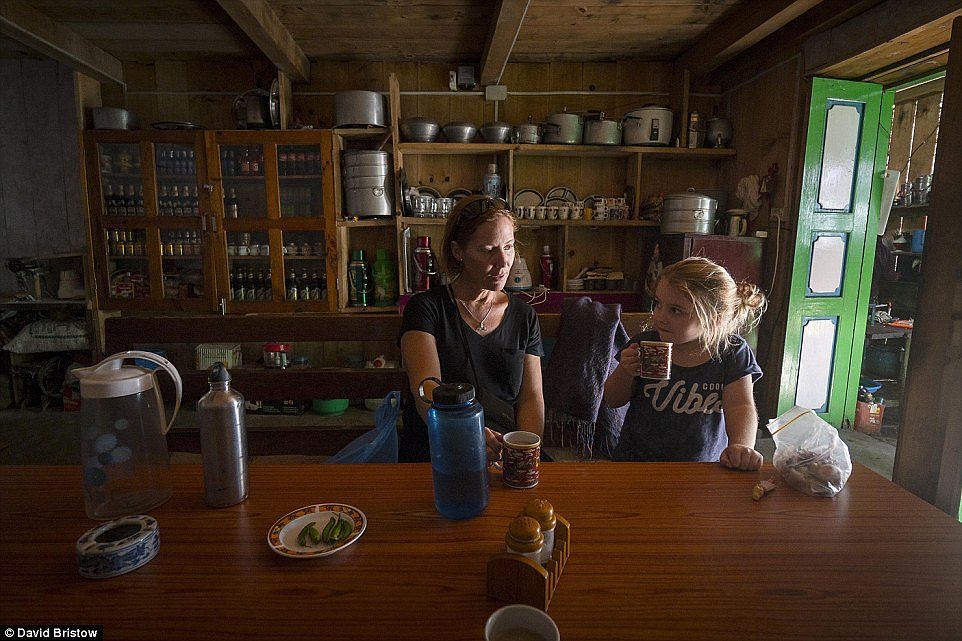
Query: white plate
xmin=418 ymin=186 xmax=442 ymax=199
xmin=545 ymin=186 xmax=578 ymax=204
xmin=512 ymin=188 xmax=543 ymax=208
xmin=267 ymin=503 xmax=367 ymax=558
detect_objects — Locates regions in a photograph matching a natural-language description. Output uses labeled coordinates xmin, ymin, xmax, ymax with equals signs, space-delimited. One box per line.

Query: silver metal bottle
xmin=197 ymin=362 xmax=248 ymax=507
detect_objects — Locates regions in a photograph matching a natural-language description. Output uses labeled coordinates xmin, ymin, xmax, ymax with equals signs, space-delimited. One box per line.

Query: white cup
xmin=535 ymin=206 xmax=547 ymax=220
xmin=485 ymin=604 xmax=559 ymax=641
xmin=558 ymin=205 xmax=570 ymax=220
xmin=547 ymin=206 xmax=559 ymax=220
xmin=237 ymin=245 xmax=250 ymax=256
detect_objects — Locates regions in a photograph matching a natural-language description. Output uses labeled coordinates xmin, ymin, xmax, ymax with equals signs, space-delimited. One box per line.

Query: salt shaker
xmin=521 ymin=498 xmax=556 ymax=564
xmin=505 ymin=516 xmax=544 ymax=562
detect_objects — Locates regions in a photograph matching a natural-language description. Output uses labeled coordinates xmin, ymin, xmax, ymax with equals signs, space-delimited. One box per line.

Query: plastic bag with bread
xmin=767 ymin=406 xmax=852 ymax=497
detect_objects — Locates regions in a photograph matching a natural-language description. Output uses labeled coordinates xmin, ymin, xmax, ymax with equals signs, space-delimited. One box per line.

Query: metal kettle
xmin=75 ymin=351 xmax=182 ymax=519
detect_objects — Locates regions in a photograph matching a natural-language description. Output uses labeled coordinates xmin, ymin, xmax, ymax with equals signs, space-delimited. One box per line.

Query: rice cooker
xmin=623 ymin=105 xmax=673 ymax=146
xmin=660 ymin=189 xmax=717 ymax=234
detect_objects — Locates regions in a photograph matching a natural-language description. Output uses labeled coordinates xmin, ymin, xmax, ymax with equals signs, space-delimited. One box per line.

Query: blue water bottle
xmin=419 ymin=377 xmax=489 ymax=519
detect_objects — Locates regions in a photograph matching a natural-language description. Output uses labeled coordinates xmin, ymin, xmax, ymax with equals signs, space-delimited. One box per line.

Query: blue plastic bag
xmin=327 ymin=391 xmax=401 ymax=463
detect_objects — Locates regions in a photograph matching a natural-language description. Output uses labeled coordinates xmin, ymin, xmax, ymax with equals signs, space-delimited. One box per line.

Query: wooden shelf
xmin=337 ymin=218 xmax=395 ymax=227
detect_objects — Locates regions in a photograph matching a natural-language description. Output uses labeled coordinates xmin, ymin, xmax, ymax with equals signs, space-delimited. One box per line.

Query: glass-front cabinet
xmin=83 ymin=130 xmax=336 ymax=312
xmin=211 ymin=131 xmax=335 ymax=312
xmin=84 ymin=131 xmax=213 ymax=311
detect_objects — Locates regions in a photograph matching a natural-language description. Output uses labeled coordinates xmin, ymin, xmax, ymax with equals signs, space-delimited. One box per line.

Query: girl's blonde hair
xmin=656 ymin=256 xmax=767 ymax=359
xmin=440 ymin=195 xmax=516 ymax=280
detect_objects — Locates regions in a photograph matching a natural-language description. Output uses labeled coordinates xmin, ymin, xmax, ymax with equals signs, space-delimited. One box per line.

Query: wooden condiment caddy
xmin=486 ymin=515 xmax=570 ymax=610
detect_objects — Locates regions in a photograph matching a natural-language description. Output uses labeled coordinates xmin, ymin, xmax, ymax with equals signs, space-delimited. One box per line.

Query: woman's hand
xmin=485 ymin=428 xmax=504 ymax=463
xmin=719 ymin=444 xmax=763 ymax=471
xmin=617 ymin=343 xmax=643 ymax=377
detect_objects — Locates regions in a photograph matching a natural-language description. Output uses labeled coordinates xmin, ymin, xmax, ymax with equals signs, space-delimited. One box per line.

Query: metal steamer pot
xmin=583 ymin=113 xmax=622 ymax=145
xmin=341 ymin=150 xmax=394 ymax=218
xmin=660 ymin=189 xmax=717 ymax=234
xmin=541 ymin=112 xmax=583 ymax=144
xmin=623 ymin=105 xmax=673 ymax=146
xmin=512 ymin=122 xmax=542 ymax=144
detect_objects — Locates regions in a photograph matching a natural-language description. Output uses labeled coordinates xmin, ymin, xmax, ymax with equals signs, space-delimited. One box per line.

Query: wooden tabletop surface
xmin=2 ymin=462 xmax=960 ymax=640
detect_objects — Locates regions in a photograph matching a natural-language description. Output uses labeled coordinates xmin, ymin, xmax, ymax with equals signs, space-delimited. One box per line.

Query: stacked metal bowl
xmin=400 ymin=117 xmax=440 ymax=142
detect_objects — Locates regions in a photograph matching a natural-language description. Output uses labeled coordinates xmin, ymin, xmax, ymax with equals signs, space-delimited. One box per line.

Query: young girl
xmin=604 ymin=257 xmax=768 ymax=471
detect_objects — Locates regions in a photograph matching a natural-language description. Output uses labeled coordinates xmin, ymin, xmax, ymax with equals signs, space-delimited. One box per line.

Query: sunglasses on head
xmin=460 ymin=195 xmax=508 ymax=219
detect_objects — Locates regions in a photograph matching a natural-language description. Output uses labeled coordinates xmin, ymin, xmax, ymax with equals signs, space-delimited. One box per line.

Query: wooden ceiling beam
xmin=215 ymin=0 xmax=309 ymax=83
xmin=0 ymin=0 xmax=123 ymax=85
xmin=479 ymin=0 xmax=531 ymax=86
xmin=676 ymin=0 xmax=825 ymax=79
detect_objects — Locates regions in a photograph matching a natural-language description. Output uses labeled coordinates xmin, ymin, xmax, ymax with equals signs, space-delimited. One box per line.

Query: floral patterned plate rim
xmin=267 ymin=503 xmax=367 ymax=558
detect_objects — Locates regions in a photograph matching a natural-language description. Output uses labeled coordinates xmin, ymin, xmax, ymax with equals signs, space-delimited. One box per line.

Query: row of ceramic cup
xmin=513 ymin=204 xmax=585 ymax=220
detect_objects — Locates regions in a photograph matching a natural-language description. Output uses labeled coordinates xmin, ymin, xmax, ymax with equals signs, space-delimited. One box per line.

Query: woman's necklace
xmin=456 ymin=296 xmax=494 ymax=333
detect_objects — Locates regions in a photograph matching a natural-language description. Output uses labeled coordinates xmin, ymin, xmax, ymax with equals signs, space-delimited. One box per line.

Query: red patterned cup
xmin=501 ymin=431 xmax=541 ymax=488
xmin=638 ymin=340 xmax=672 ymax=379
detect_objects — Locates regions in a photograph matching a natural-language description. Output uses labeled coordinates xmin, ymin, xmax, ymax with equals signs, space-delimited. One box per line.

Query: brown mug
xmin=498 ymin=431 xmax=541 ymax=488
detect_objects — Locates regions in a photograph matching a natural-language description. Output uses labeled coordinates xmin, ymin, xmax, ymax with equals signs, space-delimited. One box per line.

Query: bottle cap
xmin=487 ymin=163 xmax=497 ymax=173
xmin=432 ymin=382 xmax=476 ymax=405
xmin=542 ymin=245 xmax=550 ymax=255
xmin=416 ymin=235 xmax=431 ymax=248
xmin=350 ymin=249 xmax=365 ymax=261
xmin=376 ymin=248 xmax=389 ymax=260
xmin=208 ymin=362 xmax=231 ymax=383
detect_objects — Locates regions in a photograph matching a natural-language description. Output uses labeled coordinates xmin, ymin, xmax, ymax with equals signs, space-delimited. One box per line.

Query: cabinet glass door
xmin=213 ymin=131 xmax=334 ymax=312
xmin=85 ymin=132 xmax=216 ymax=311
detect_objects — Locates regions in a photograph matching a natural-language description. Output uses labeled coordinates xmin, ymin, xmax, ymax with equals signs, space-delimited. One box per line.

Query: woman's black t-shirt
xmin=397 ymin=284 xmax=544 ymax=462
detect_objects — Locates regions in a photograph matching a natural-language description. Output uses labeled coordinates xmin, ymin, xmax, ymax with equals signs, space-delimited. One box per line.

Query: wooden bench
xmin=104 ymin=311 xmax=650 ymax=455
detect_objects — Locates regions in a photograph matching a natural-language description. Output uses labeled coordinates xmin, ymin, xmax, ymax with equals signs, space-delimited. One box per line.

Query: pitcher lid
xmin=77 ymin=356 xmax=156 ymax=399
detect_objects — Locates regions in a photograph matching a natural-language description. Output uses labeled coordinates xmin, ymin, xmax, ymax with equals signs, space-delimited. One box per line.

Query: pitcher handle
xmin=122 ymin=350 xmax=183 ymax=434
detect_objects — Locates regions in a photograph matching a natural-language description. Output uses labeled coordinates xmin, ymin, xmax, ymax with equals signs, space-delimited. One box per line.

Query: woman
xmin=398 ymin=195 xmax=545 ymax=463
xmin=604 ymin=257 xmax=768 ymax=470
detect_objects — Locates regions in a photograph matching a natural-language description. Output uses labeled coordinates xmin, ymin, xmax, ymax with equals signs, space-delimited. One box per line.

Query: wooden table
xmin=2 ymin=463 xmax=960 ymax=640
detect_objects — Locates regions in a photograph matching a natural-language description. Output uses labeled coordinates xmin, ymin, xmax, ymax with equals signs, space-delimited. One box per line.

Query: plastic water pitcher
xmin=75 ymin=351 xmax=182 ymax=519
xmin=419 ymin=377 xmax=489 ymax=519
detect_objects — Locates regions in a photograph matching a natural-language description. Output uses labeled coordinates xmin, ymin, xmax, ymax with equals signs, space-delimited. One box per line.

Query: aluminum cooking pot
xmin=583 ymin=113 xmax=622 ymax=145
xmin=512 ymin=122 xmax=542 ymax=144
xmin=623 ymin=105 xmax=673 ymax=146
xmin=660 ymin=189 xmax=717 ymax=234
xmin=335 ymin=90 xmax=386 ymax=128
xmin=541 ymin=111 xmax=583 ymax=144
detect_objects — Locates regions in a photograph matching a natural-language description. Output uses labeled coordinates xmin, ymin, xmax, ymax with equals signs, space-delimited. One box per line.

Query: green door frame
xmin=776 ymin=77 xmax=894 ymax=426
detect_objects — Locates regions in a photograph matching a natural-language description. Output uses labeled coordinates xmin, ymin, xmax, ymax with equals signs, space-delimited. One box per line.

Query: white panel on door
xmin=795 ymin=317 xmax=838 ymax=411
xmin=809 ymin=233 xmax=847 ymax=295
xmin=818 ymin=102 xmax=862 ymax=211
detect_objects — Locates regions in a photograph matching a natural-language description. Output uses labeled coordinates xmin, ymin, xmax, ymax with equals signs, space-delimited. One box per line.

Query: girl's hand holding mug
xmin=485 ymin=427 xmax=504 ymax=463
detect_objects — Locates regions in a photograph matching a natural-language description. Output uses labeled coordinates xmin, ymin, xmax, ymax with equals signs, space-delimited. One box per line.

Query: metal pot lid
xmin=269 ymin=78 xmax=280 ymax=127
xmin=545 ymin=112 xmax=583 ymax=123
xmin=663 ymin=188 xmax=717 ymax=208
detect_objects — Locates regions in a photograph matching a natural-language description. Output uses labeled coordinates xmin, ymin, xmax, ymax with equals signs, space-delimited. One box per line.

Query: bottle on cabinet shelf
xmin=539 ymin=245 xmax=555 ymax=290
xmin=482 ymin=163 xmax=503 ymax=199
xmin=348 ymin=249 xmax=372 ymax=307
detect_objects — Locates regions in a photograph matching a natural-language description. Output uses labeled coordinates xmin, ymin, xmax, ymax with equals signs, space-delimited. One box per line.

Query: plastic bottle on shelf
xmin=348 ymin=249 xmax=372 ymax=307
xmin=481 ymin=163 xmax=502 ymax=199
xmin=539 ymin=245 xmax=555 ymax=289
xmin=372 ymin=248 xmax=398 ymax=306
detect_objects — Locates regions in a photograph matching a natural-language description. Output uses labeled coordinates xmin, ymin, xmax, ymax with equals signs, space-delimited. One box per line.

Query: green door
xmin=776 ymin=77 xmax=893 ymax=426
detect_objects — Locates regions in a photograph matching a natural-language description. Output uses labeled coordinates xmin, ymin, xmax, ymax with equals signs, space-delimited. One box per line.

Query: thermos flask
xmin=419 ymin=377 xmax=488 ymax=519
xmin=197 ymin=362 xmax=248 ymax=507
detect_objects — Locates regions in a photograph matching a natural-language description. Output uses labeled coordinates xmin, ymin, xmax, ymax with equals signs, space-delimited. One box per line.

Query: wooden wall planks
xmin=0 ymin=57 xmax=85 ymax=292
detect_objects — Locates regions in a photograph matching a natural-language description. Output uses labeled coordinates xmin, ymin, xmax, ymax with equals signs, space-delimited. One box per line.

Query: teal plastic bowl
xmin=313 ymin=399 xmax=349 ymax=416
